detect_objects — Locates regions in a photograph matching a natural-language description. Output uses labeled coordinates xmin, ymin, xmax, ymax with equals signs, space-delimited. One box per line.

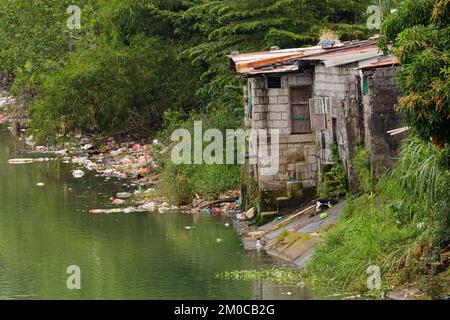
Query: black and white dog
xmin=314 ymin=198 xmax=338 ymax=215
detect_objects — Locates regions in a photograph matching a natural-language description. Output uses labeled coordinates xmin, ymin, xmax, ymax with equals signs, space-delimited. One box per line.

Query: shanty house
xmin=230 ymin=39 xmax=403 ymax=209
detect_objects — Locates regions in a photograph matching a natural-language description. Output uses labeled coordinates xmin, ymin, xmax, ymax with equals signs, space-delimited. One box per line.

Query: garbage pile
xmin=0 ymin=95 xmax=16 ymax=107
xmin=3 ymin=96 xmax=245 ymax=218
xmin=53 ymin=136 xmax=165 ymax=187
xmin=190 ymin=190 xmax=241 ymax=215
xmin=0 ymin=94 xmax=27 ymax=127
xmin=0 ymin=96 xmax=16 ymax=124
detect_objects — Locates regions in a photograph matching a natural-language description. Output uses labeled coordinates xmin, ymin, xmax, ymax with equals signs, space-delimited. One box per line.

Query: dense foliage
xmin=0 ymin=0 xmax=377 ymax=201
xmin=381 ymin=0 xmax=450 ymax=147
xmin=306 ymin=0 xmax=450 ymax=295
xmin=306 ymin=138 xmax=450 ymax=295
xmin=0 ymin=0 xmax=376 ymax=137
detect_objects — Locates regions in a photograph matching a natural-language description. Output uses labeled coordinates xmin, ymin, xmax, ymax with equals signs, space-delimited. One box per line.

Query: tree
xmin=0 ymin=0 xmax=98 ymax=99
xmin=381 ymin=0 xmax=450 ymax=147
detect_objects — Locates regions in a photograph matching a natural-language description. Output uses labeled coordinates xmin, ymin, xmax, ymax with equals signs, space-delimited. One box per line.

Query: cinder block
xmin=270 ymin=120 xmax=288 ymax=128
xmin=287 ymin=134 xmax=314 ymax=143
xmin=306 ymin=155 xmax=317 ymax=163
xmin=277 ymin=96 xmax=289 ymax=104
xmin=269 ymin=96 xmax=278 ymax=104
xmin=268 ymin=112 xmax=281 ymax=120
xmin=298 ymin=76 xmax=313 ymax=86
xmin=288 ymin=75 xmax=298 ymax=86
xmin=302 ymin=179 xmax=317 ymax=188
xmin=271 ymin=104 xmax=287 ymax=112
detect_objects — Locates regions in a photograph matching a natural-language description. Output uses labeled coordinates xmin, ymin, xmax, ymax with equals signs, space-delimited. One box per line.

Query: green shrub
xmin=353 ymin=147 xmax=374 ymax=193
xmin=317 ymin=143 xmax=348 ymax=198
xmin=158 ymin=107 xmax=243 ymax=204
xmin=306 ymin=137 xmax=450 ymax=292
xmin=29 ymin=37 xmax=200 ymax=142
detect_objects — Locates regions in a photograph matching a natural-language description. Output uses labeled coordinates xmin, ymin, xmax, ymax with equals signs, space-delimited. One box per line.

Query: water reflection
xmin=0 ymin=128 xmax=314 ymax=300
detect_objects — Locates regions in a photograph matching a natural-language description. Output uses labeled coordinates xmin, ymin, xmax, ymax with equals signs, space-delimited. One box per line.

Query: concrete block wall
xmin=247 ymin=71 xmax=318 ymax=192
xmin=312 ymin=66 xmax=351 ymax=165
xmin=244 ymin=63 xmax=403 ymax=201
xmin=312 ymin=65 xmax=367 ymax=188
xmin=364 ymin=66 xmax=403 ymax=174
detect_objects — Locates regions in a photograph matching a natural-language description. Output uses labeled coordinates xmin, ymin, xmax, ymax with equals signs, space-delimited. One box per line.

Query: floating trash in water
xmin=81 ymin=143 xmax=94 ymax=151
xmin=112 ymin=198 xmax=125 ymax=205
xmin=72 ymin=170 xmax=85 ymax=178
xmin=224 ymin=222 xmax=230 ymax=228
xmin=36 ymin=183 xmax=45 ymax=187
xmin=8 ymin=158 xmax=54 ymax=164
xmin=184 ymin=226 xmax=196 ymax=230
xmin=281 ymin=292 xmax=293 ymax=296
xmin=140 ymin=202 xmax=157 ymax=212
xmin=116 ymin=192 xmax=132 ymax=199
xmin=216 ymin=238 xmax=223 ymax=243
xmin=8 ymin=158 xmax=34 ymax=164
xmin=89 ymin=207 xmax=148 ymax=215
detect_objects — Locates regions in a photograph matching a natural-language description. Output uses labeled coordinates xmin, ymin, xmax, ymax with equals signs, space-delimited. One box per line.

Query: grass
xmin=305 ymin=138 xmax=450 ymax=295
xmin=212 ymin=137 xmax=449 ymax=298
xmin=216 ymin=268 xmax=305 ymax=285
xmin=157 ymin=107 xmax=243 ymax=204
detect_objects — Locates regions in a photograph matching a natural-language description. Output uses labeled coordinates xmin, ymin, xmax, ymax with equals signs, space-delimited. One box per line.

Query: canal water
xmin=0 ymin=127 xmax=315 ymax=300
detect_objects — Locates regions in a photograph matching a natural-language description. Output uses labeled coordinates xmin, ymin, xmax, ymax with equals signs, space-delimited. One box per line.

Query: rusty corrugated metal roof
xmin=230 ymin=40 xmax=385 ymax=76
xmin=359 ymin=57 xmax=400 ymax=70
xmin=229 ymin=46 xmax=324 ymax=76
xmin=301 ymin=41 xmax=382 ymax=67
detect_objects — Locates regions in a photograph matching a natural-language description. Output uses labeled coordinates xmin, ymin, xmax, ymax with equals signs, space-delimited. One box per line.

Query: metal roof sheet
xmin=230 ymin=40 xmax=385 ymax=76
xmin=359 ymin=57 xmax=400 ymax=70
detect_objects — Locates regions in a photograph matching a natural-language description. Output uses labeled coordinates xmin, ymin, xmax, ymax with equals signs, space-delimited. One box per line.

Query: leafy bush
xmin=29 ymin=37 xmax=200 ymax=141
xmin=381 ymin=0 xmax=450 ymax=147
xmin=353 ymin=147 xmax=374 ymax=193
xmin=306 ymin=137 xmax=450 ymax=292
xmin=158 ymin=107 xmax=242 ymax=204
xmin=317 ymin=143 xmax=348 ymax=198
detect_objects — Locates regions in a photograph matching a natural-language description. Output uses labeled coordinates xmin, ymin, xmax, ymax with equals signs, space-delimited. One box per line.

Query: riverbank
xmin=2 ymin=127 xmax=312 ymax=300
xmin=3 ymin=93 xmax=448 ymax=300
xmin=2 ymin=110 xmax=241 ymax=218
xmin=304 ymin=139 xmax=450 ymax=300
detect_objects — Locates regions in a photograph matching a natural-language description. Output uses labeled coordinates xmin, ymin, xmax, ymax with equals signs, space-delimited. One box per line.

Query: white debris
xmin=72 ymin=170 xmax=85 ymax=178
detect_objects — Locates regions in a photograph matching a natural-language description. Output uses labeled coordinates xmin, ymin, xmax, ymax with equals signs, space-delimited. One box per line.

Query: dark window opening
xmin=267 ymin=76 xmax=282 ymax=89
xmin=332 ymin=118 xmax=338 ymax=143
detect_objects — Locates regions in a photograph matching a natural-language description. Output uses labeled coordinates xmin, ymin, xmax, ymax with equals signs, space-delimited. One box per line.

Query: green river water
xmin=0 ymin=127 xmax=315 ymax=300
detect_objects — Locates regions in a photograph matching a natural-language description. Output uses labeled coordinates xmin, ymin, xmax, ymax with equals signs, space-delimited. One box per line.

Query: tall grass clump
xmin=353 ymin=147 xmax=374 ymax=193
xmin=305 ymin=137 xmax=450 ymax=294
xmin=157 ymin=106 xmax=243 ymax=204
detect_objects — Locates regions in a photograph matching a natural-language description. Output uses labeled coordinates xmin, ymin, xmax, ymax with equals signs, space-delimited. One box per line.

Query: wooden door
xmin=290 ymin=87 xmax=311 ymax=134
